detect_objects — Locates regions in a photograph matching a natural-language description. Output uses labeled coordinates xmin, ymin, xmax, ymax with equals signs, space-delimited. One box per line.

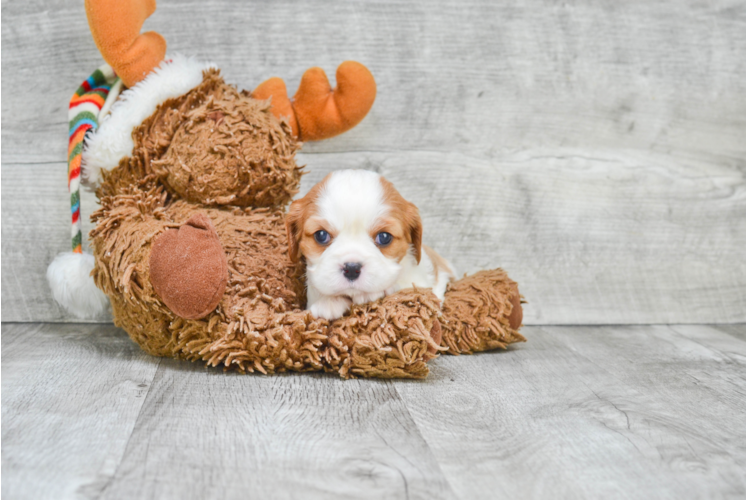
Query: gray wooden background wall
xmin=2 ymin=0 xmax=745 ymax=324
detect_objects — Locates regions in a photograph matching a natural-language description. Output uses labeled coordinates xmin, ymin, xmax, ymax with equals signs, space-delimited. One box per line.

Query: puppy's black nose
xmin=342 ymin=262 xmax=362 ymax=281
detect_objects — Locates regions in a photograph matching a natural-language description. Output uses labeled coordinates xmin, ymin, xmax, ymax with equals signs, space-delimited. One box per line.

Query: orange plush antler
xmin=252 ymin=61 xmax=377 ymax=141
xmin=85 ymin=0 xmax=166 ymax=88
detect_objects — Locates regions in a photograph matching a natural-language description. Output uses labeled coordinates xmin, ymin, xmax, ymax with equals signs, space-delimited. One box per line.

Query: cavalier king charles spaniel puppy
xmin=285 ymin=169 xmax=456 ymax=320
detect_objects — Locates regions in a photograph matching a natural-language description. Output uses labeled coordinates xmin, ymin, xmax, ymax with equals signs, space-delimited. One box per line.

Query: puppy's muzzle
xmin=343 ymin=262 xmax=362 ymax=281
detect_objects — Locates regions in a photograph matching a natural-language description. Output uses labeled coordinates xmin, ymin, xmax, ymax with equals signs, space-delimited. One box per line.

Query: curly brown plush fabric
xmin=89 ymin=69 xmax=525 ymax=379
xmin=127 ymin=69 xmax=302 ymax=208
xmin=90 ymin=180 xmax=443 ymax=378
xmin=440 ymin=270 xmax=526 ymax=354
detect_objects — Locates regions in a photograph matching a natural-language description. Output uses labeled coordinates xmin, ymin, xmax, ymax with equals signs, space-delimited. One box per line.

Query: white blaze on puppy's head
xmin=285 ymin=169 xmax=423 ymax=301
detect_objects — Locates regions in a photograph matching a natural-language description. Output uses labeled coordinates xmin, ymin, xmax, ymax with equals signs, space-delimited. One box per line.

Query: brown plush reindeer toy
xmin=48 ymin=0 xmax=525 ymax=379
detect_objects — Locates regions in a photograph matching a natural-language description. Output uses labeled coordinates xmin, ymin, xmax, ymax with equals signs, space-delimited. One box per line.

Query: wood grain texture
xmin=394 ymin=324 xmax=746 ymax=499
xmin=97 ymin=361 xmax=456 ymax=500
xmin=2 ymin=0 xmax=745 ymax=323
xmin=670 ymin=324 xmax=746 ymax=365
xmin=296 ymin=150 xmax=745 ymax=324
xmin=1 ymin=163 xmax=108 ymax=322
xmin=2 ymin=323 xmax=744 ymax=499
xmin=1 ymin=323 xmax=160 ymax=500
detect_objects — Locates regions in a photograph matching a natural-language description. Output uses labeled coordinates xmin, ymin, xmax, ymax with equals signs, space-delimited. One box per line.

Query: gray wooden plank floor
xmin=3 ymin=323 xmax=744 ymax=500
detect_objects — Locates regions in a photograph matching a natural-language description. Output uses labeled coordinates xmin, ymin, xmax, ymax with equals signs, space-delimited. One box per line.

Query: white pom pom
xmin=47 ymin=252 xmax=109 ymax=318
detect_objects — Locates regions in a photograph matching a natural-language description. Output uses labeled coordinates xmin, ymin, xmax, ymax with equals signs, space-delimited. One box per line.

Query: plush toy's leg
xmin=85 ymin=0 xmax=166 ymax=88
xmin=439 ymin=269 xmax=526 ymax=355
xmin=91 ymin=189 xmax=328 ymax=374
xmin=252 ymin=61 xmax=377 ymax=141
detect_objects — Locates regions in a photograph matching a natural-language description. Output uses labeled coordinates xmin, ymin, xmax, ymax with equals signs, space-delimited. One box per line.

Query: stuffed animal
xmin=48 ymin=0 xmax=525 ymax=379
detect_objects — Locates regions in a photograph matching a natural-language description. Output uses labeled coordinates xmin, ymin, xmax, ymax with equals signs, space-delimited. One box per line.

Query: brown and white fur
xmin=286 ymin=169 xmax=456 ymax=320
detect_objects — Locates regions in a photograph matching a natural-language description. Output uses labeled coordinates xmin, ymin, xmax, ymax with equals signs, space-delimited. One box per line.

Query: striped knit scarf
xmin=67 ymin=65 xmax=120 ymax=252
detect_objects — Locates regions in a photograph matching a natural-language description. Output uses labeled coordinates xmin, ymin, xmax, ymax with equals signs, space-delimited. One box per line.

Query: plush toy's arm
xmin=252 ymin=62 xmax=377 ymax=141
xmin=440 ymin=270 xmax=526 ymax=354
xmin=323 ymin=289 xmax=445 ymax=379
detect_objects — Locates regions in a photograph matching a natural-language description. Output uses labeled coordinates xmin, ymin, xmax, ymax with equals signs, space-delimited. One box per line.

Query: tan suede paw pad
xmin=149 ymin=213 xmax=228 ymax=320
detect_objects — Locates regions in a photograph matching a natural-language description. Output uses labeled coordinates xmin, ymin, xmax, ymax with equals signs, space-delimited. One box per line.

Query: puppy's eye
xmin=314 ymin=230 xmax=331 ymax=245
xmin=375 ymin=232 xmax=393 ymax=246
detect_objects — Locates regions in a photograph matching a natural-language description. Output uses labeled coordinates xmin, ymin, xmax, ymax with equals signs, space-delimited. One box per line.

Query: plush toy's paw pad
xmin=508 ymin=287 xmax=523 ymax=331
xmin=423 ymin=320 xmax=442 ymax=361
xmin=149 ymin=213 xmax=227 ymax=320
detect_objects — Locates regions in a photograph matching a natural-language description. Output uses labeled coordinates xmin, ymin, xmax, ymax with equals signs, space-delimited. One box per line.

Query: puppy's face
xmin=286 ymin=170 xmax=422 ymax=298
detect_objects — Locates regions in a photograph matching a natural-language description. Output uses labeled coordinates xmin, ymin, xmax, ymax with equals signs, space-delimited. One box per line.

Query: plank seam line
xmin=298 ymin=149 xmax=747 ymax=167
xmin=93 ymin=358 xmax=162 ymax=500
xmin=3 ymin=160 xmax=64 ymax=165
xmin=389 ymin=381 xmax=461 ymax=499
xmin=666 ymin=324 xmax=747 ymax=358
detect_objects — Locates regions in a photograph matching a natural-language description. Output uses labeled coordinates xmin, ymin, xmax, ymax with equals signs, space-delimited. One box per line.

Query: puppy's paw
xmin=309 ymin=295 xmax=352 ymax=320
xmin=351 ymin=290 xmax=385 ymax=305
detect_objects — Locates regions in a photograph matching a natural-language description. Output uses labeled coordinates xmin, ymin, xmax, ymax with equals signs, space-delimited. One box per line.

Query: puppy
xmin=285 ymin=169 xmax=456 ymax=320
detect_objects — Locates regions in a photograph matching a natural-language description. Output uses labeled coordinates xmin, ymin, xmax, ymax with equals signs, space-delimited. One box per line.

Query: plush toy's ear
xmin=252 ymin=61 xmax=377 ymax=141
xmin=285 ymin=200 xmax=305 ymax=263
xmin=85 ymin=0 xmax=167 ymax=88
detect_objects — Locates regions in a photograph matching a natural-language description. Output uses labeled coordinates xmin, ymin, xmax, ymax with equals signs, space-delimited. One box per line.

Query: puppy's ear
xmin=404 ymin=201 xmax=423 ymax=263
xmin=285 ymin=200 xmax=305 ymax=263
xmin=285 ymin=173 xmax=330 ymax=263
